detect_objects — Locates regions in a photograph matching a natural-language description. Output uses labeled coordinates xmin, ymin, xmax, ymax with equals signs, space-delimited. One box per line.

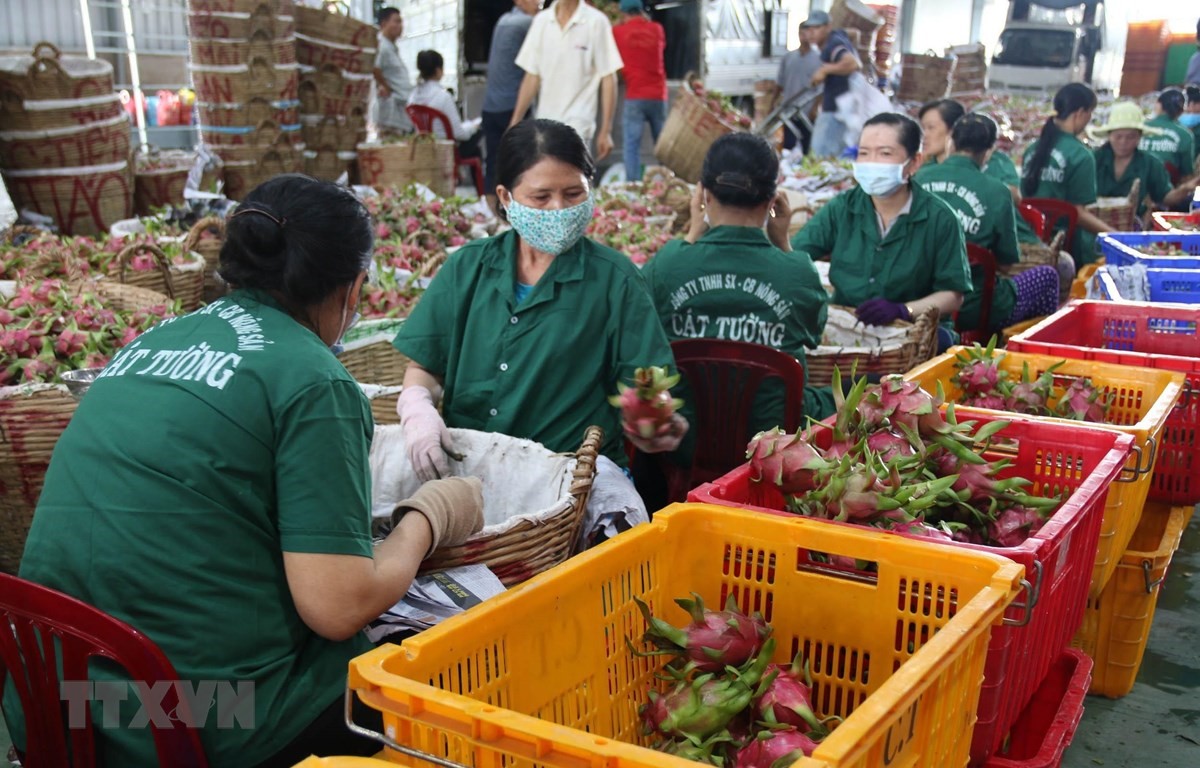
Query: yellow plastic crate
xmin=904 ymin=348 xmax=1185 ymax=599
xmin=1070 ymin=262 xmax=1102 ymax=300
xmin=1071 ymin=502 xmax=1191 ymax=698
xmin=348 ymin=503 xmax=1023 ymax=768
xmin=291 ymin=759 xmax=394 ymax=767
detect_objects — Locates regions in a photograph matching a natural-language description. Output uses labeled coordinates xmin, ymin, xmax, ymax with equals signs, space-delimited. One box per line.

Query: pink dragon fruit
xmin=755 ymin=653 xmax=826 ymax=735
xmin=962 ymin=392 xmax=1009 ymax=410
xmin=857 ymin=376 xmax=937 ymax=433
xmin=865 ymin=430 xmax=915 ymax=462
xmin=609 ymin=366 xmax=684 ymax=440
xmin=1053 ymin=378 xmax=1112 ymax=423
xmin=952 ymin=339 xmax=1007 ymax=397
xmin=633 ymin=593 xmax=771 ymax=672
xmin=1004 ymin=361 xmax=1060 ymax=416
xmin=658 ymin=732 xmax=736 ymax=765
xmin=747 ymin=429 xmax=830 ymax=494
xmin=733 ymin=727 xmax=819 ymax=768
xmin=987 ymin=506 xmax=1046 ymax=547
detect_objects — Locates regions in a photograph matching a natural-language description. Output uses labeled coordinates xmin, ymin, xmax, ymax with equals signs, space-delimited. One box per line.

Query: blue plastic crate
xmin=1100 ymin=232 xmax=1200 ymax=268
xmin=1095 ymin=265 xmax=1200 ymax=304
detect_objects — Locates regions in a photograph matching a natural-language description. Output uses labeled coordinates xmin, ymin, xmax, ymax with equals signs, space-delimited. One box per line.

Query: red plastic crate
xmin=1008 ymin=301 xmax=1200 ymax=504
xmin=688 ymin=413 xmax=1132 ymax=766
xmin=983 ymin=649 xmax=1093 ymax=768
xmin=1151 ymin=211 xmax=1200 ymax=232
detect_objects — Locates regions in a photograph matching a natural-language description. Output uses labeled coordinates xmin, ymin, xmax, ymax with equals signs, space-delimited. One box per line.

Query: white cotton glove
xmin=397 ymin=385 xmax=462 ymax=482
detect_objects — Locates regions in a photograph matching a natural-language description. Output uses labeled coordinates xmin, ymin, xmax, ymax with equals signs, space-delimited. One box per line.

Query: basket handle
xmin=343 ymin=689 xmax=470 ymax=768
xmin=183 ymin=215 xmax=226 ymax=254
xmin=411 ymin=250 xmax=447 ymax=282
xmin=31 ymin=41 xmax=63 ymax=61
xmin=323 ymin=0 xmax=351 ymax=14
xmin=1000 ymin=560 xmax=1041 ymax=627
xmin=408 ymin=131 xmax=437 ymax=160
xmin=566 ymin=425 xmax=604 ymax=554
xmin=1114 ymin=437 xmax=1154 ymax=482
xmin=117 ymin=242 xmax=177 ymax=299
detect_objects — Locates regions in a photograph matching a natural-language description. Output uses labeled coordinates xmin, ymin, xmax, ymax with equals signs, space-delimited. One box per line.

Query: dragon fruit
xmin=865 ymin=429 xmax=915 ymax=462
xmin=987 ymin=506 xmax=1046 ymax=547
xmin=747 ymin=428 xmax=830 ymax=494
xmin=1004 ymin=361 xmax=1058 ymax=416
xmin=952 ymin=339 xmax=1007 ymax=396
xmin=658 ymin=733 xmax=736 ymax=766
xmin=632 ymin=593 xmax=771 ymax=673
xmin=755 ymin=653 xmax=826 ymax=735
xmin=857 ymin=376 xmax=937 ymax=434
xmin=732 ymin=727 xmax=819 ymax=768
xmin=961 ymin=392 xmax=1009 ymax=411
xmin=609 ymin=366 xmax=684 ymax=440
xmin=1054 ymin=378 xmax=1113 ymax=423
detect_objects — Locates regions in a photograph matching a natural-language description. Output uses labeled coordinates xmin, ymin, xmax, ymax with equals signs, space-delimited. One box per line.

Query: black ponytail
xmin=1021 ymin=83 xmax=1096 ymax=196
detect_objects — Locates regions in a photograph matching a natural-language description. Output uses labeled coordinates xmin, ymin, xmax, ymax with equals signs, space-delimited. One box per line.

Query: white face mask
xmin=852 ymin=161 xmax=907 ymax=197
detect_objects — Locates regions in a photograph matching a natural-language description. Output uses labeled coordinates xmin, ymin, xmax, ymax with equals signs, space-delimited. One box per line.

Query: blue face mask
xmin=852 ymin=161 xmax=908 ymax=197
xmin=506 ymin=195 xmax=595 ymax=256
xmin=1180 ymin=113 xmax=1200 ymax=128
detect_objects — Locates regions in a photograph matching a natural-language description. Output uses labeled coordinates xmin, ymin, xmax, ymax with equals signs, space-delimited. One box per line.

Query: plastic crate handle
xmin=1115 ymin=438 xmax=1155 ymax=482
xmin=1001 ymin=560 xmax=1040 ymax=627
xmin=1141 ymin=559 xmax=1166 ymax=594
xmin=344 ymin=689 xmax=470 ymax=768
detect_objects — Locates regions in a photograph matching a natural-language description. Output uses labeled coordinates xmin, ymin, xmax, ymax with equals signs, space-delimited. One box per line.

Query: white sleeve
xmin=592 ymin=18 xmax=624 ymax=78
xmin=437 ymin=89 xmax=471 ymax=141
xmin=514 ymin=14 xmax=544 ymax=76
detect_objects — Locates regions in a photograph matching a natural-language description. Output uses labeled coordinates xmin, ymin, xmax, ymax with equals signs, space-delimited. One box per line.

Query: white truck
xmin=988 ymin=0 xmax=1106 ymax=93
xmin=394 ymin=0 xmax=789 ymax=115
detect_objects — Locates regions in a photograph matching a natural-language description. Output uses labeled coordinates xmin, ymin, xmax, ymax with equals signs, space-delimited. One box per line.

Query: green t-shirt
xmin=394 ymin=229 xmax=674 ymax=466
xmin=1093 ymin=144 xmax=1172 ymax=217
xmin=642 ymin=225 xmax=831 ymax=431
xmin=983 ymin=151 xmax=1041 ymax=245
xmin=1022 ymin=131 xmax=1099 ymax=263
xmin=790 ymin=184 xmax=971 ymax=331
xmin=915 ymin=155 xmax=1020 ymax=332
xmin=5 ymin=289 xmax=375 ymax=766
xmin=1139 ymin=115 xmax=1195 ymax=178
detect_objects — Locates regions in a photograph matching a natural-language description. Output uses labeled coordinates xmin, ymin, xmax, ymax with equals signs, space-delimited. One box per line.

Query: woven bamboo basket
xmin=805 ymin=306 xmax=940 ymax=387
xmin=829 ymin=0 xmax=883 ymax=37
xmin=298 ymin=64 xmax=373 ymax=117
xmin=1089 ymin=178 xmax=1139 ymax=233
xmin=189 ymin=60 xmax=300 ymax=105
xmin=357 ymin=135 xmax=456 ymax=197
xmin=1009 ymin=230 xmax=1067 ymax=276
xmin=654 ymin=79 xmax=742 ymax=183
xmin=187 ymin=10 xmax=296 ymax=40
xmin=86 ymin=278 xmax=176 ymax=313
xmin=294 ymin=34 xmax=376 ymax=76
xmin=416 ymin=426 xmax=603 ymax=586
xmin=187 ymin=0 xmax=294 ymax=14
xmin=2 ymin=160 xmax=132 ymax=236
xmin=300 ymin=113 xmax=365 ymax=152
xmin=201 ymin=119 xmax=302 ymax=149
xmin=133 ymin=148 xmax=195 ymax=215
xmin=898 ymin=53 xmax=954 ymax=103
xmin=190 ymin=33 xmax=298 ymax=68
xmin=0 ymin=42 xmax=114 ymax=101
xmin=113 ymin=241 xmax=206 ymax=311
xmin=294 ymin=2 xmax=378 ymax=48
xmin=212 ymin=139 xmax=302 ymax=168
xmin=337 ymin=318 xmax=411 ymax=387
xmin=303 ymin=147 xmax=356 ymax=180
xmin=183 ymin=215 xmax=228 ymax=302
xmin=0 ymin=92 xmax=124 ymax=133
xmin=0 ymin=114 xmax=130 ymax=170
xmin=198 ymin=98 xmax=299 ymax=128
xmin=220 ymin=148 xmax=299 ymax=200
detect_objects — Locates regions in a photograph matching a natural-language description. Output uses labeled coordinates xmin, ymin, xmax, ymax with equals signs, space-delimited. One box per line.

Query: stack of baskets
xmin=868 ymin=3 xmax=898 ymax=77
xmin=829 ymin=0 xmax=882 ymax=74
xmin=132 ymin=147 xmax=200 ymax=215
xmin=188 ymin=0 xmax=303 ymax=200
xmin=0 ymin=43 xmax=132 ymax=235
xmin=897 ymin=51 xmax=954 ymax=103
xmin=948 ymin=42 xmax=987 ymax=95
xmin=295 ymin=2 xmax=375 ymax=181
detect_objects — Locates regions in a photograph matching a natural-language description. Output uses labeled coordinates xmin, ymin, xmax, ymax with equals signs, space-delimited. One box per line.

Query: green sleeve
xmin=790 ymin=195 xmax=841 ymax=258
xmin=1181 ymin=130 xmax=1195 ymax=175
xmin=787 ymin=250 xmax=828 ymax=351
xmin=392 ymin=249 xmax=464 ymax=375
xmin=613 ymin=269 xmax=676 ymax=385
xmin=275 ymin=380 xmax=374 ymax=556
xmin=995 ymin=198 xmax=1021 ymax=265
xmin=986 ymin=152 xmax=1020 ymax=188
xmin=930 ymin=208 xmax=972 ymax=295
xmin=1145 ymin=155 xmax=1172 ymax=212
xmin=1064 ymin=149 xmax=1098 ymax=206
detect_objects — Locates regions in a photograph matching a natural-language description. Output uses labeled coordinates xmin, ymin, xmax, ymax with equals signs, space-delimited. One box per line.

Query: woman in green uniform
xmin=3 ymin=176 xmax=485 ymax=767
xmin=915 ymin=113 xmax=1060 ymax=335
xmin=393 ymin=119 xmax=684 ymax=479
xmin=641 ymin=132 xmax=831 ymax=421
xmin=1020 ymin=83 xmax=1110 ymax=265
xmin=1184 ymin=87 xmax=1200 ymax=155
xmin=1140 ymin=88 xmax=1195 ymax=184
xmin=791 ymin=112 xmax=971 ymax=352
xmin=916 ymin=99 xmax=965 ymax=168
xmin=1090 ymin=101 xmax=1194 ymax=220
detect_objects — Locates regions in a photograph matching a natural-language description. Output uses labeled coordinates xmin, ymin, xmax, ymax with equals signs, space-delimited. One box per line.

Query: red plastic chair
xmin=1017 ymin=203 xmax=1047 ymax=241
xmin=405 ymin=104 xmax=485 ymax=196
xmin=0 ymin=572 xmax=208 ymax=767
xmin=959 ymin=243 xmax=998 ymax=345
xmin=655 ymin=339 xmax=806 ymax=503
xmin=1022 ymin=198 xmax=1079 ymax=250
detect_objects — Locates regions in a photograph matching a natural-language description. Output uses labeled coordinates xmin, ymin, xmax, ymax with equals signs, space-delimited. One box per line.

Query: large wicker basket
xmin=654 ymin=79 xmax=741 ymax=183
xmin=1089 ymin=178 xmax=1139 ymax=233
xmin=337 ymin=318 xmax=410 ymax=387
xmin=187 ymin=0 xmax=295 ymax=14
xmin=829 ymin=0 xmax=883 ymax=37
xmin=357 ymin=135 xmax=456 ymax=197
xmin=187 ymin=11 xmax=296 ymax=41
xmin=2 ymin=160 xmax=132 ymax=236
xmin=294 ymin=2 xmax=378 ymax=48
xmin=190 ymin=32 xmax=298 ymax=68
xmin=198 ymin=98 xmax=299 ymax=129
xmin=0 ymin=42 xmax=114 ymax=101
xmin=133 ymin=149 xmax=195 ymax=215
xmin=298 ymin=64 xmax=373 ymax=117
xmin=300 ymin=113 xmax=365 ymax=152
xmin=189 ymin=59 xmax=300 ymax=105
xmin=114 ymin=241 xmax=206 ymax=311
xmin=183 ymin=215 xmax=228 ymax=302
xmin=898 ymin=52 xmax=954 ymax=103
xmin=1009 ymin=230 xmax=1067 ymax=277
xmin=0 ymin=92 xmax=124 ymax=133
xmin=0 ymin=114 xmax=130 ymax=170
xmin=219 ymin=148 xmax=300 ymax=200
xmin=805 ymin=306 xmax=940 ymax=387
xmin=294 ymin=34 xmax=376 ymax=76
xmin=200 ymin=120 xmax=302 ymax=149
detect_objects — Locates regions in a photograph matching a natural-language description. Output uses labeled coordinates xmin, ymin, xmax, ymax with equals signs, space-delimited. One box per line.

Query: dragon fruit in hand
xmin=609 ymin=365 xmax=684 ymax=439
xmin=632 ymin=593 xmax=771 ymax=672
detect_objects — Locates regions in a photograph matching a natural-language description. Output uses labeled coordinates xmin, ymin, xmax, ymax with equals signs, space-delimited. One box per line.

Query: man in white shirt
xmin=509 ymin=0 xmax=623 ymax=159
xmin=373 ymin=7 xmax=414 ymax=135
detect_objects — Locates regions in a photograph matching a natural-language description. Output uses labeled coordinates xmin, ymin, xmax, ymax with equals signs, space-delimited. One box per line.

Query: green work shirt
xmin=790 ymin=184 xmax=971 ymax=322
xmin=915 ymin=155 xmax=1020 ymax=332
xmin=984 ymin=151 xmax=1041 ymax=245
xmin=641 ymin=225 xmax=831 ymax=432
xmin=1022 ymin=131 xmax=1098 ymax=263
xmin=1093 ymin=144 xmax=1171 ymax=217
xmin=4 ymin=289 xmax=375 ymax=766
xmin=1139 ymin=115 xmax=1195 ymax=178
xmin=394 ymin=229 xmax=674 ymax=466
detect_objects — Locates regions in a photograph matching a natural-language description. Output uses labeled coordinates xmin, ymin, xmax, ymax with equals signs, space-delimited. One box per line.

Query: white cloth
xmin=407 ymin=80 xmax=478 ymax=141
xmin=580 ymin=456 xmax=649 ymax=551
xmin=0 ymin=175 xmax=15 ymax=233
xmin=514 ymin=2 xmax=623 ymax=143
xmin=374 ymin=33 xmax=414 ymax=133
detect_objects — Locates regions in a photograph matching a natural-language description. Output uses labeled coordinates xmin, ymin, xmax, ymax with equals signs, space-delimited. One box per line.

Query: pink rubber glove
xmin=397 ymin=386 xmax=461 ymax=482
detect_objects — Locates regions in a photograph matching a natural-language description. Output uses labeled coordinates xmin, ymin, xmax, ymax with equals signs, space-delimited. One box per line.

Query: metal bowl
xmin=60 ymin=368 xmax=104 ymax=400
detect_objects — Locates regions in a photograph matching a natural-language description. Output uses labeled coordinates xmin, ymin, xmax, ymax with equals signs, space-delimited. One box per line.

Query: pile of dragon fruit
xmin=1 ymin=230 xmax=198 ymax=283
xmin=630 ymin=593 xmax=836 ymax=766
xmin=0 ymin=279 xmax=178 ymax=385
xmin=588 ymin=189 xmax=679 ymax=267
xmin=953 ymin=340 xmax=1115 ymax=422
xmin=748 ymin=371 xmax=1062 ymax=548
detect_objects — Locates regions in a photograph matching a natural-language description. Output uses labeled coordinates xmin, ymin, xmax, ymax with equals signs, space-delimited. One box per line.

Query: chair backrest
xmin=1017 ymin=203 xmax=1047 ymax=241
xmin=1022 ymin=198 xmax=1078 ymax=251
xmin=670 ymin=339 xmax=806 ymax=488
xmin=406 ymin=104 xmax=452 ymax=143
xmin=960 ymin=243 xmax=998 ymax=343
xmin=1163 ymin=161 xmax=1181 ymax=186
xmin=0 ymin=572 xmax=208 ymax=767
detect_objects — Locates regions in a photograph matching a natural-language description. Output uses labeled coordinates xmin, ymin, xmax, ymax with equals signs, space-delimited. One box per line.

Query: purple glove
xmin=856 ymin=298 xmax=911 ymax=326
